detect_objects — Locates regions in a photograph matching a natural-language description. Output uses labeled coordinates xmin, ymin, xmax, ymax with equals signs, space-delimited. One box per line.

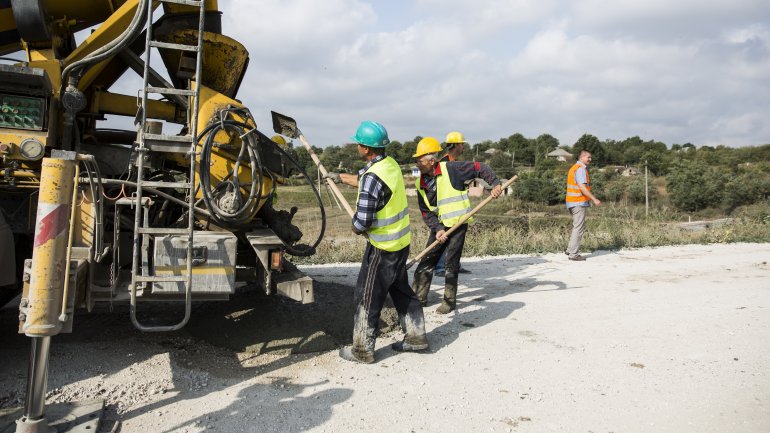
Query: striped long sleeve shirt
xmin=352 ymin=155 xmax=392 ymax=233
xmin=417 ymin=161 xmax=501 ymax=232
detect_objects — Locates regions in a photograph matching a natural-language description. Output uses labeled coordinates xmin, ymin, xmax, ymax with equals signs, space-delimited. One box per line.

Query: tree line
xmin=284 ymin=133 xmax=770 ymax=214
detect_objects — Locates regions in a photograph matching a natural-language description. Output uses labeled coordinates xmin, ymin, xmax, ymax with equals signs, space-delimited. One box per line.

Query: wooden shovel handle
xmin=406 ymin=175 xmax=518 ymax=269
xmin=298 ymin=134 xmax=356 ymax=218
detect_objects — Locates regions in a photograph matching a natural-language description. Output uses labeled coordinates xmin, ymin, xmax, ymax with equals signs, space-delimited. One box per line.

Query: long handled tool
xmin=271 ymin=111 xmax=356 ymax=218
xmin=406 ymin=175 xmax=518 ymax=269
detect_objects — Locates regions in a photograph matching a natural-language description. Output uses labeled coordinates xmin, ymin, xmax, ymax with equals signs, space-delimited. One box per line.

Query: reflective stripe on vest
xmin=566 ymin=162 xmax=590 ymax=203
xmin=358 ymin=156 xmax=411 ymax=252
xmin=435 ymin=162 xmax=474 ymax=227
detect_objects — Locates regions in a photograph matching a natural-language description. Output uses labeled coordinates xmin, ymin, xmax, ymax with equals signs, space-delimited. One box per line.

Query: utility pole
xmin=645 ymin=159 xmax=649 ymax=217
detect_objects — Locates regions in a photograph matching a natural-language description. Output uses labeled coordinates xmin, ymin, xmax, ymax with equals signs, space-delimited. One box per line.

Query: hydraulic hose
xmin=197 ymin=117 xmax=266 ymax=227
xmin=195 ymin=108 xmax=326 ymax=256
xmin=268 ymin=141 xmax=327 ymax=257
xmin=60 ymin=0 xmax=148 ymax=89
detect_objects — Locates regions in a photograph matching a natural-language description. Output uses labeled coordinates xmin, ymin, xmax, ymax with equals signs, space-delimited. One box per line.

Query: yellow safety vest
xmin=358 ymin=156 xmax=411 ymax=252
xmin=416 ymin=161 xmax=474 ymax=228
xmin=566 ymin=162 xmax=590 ymax=204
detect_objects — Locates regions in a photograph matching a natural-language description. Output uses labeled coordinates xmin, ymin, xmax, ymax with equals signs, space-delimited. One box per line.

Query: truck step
xmin=135 ymin=275 xmax=189 ymax=283
xmin=136 ymin=227 xmax=191 ymax=235
xmin=146 ymin=87 xmax=196 ymax=96
xmin=159 ymin=0 xmax=203 ymax=7
xmin=142 ymin=133 xmax=195 ymax=153
xmin=140 ymin=181 xmax=192 ymax=189
xmin=149 ymin=40 xmax=200 ymax=52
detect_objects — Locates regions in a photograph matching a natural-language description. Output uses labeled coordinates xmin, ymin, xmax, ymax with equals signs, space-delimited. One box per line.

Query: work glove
xmin=324 ymin=172 xmax=342 ymax=184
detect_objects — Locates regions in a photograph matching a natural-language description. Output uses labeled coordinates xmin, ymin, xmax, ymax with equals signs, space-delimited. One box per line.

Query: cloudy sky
xmin=212 ymin=0 xmax=769 ymax=149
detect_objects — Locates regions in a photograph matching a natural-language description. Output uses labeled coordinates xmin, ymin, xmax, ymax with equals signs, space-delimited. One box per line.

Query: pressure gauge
xmin=19 ymin=138 xmax=45 ymax=160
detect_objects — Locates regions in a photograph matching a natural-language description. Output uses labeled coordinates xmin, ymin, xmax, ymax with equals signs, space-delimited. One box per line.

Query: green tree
xmin=487 ymin=151 xmax=515 ymax=179
xmin=626 ymin=176 xmax=657 ymax=204
xmin=665 ymin=160 xmax=726 ymax=212
xmin=641 ymin=150 xmax=666 ymax=176
xmin=513 ymin=173 xmax=564 ymax=205
xmin=512 ymin=133 xmax=536 ymax=165
xmin=723 ymin=169 xmax=770 ymax=213
xmin=514 ymin=173 xmax=562 ymax=205
xmin=292 ymin=146 xmax=320 ymax=178
xmin=534 ymin=133 xmax=559 ymax=166
xmin=471 ymin=140 xmax=493 ymax=160
xmin=573 ymin=134 xmax=606 ymax=166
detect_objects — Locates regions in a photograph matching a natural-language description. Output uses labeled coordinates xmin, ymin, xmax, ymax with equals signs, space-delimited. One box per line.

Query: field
xmin=278 ymin=182 xmax=770 ymax=264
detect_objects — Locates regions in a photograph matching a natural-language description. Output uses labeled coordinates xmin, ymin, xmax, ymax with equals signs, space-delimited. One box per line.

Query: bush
xmin=723 ymin=172 xmax=770 ymax=213
xmin=514 ymin=174 xmax=562 ymax=205
xmin=626 ymin=176 xmax=656 ymax=204
xmin=665 ymin=160 xmax=726 ymax=212
xmin=603 ymin=178 xmax=626 ymax=202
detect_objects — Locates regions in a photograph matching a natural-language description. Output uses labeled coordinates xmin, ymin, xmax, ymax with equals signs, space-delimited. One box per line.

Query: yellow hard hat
xmin=445 ymin=131 xmax=467 ymax=145
xmin=412 ymin=137 xmax=442 ymax=158
xmin=271 ymin=135 xmax=287 ymax=146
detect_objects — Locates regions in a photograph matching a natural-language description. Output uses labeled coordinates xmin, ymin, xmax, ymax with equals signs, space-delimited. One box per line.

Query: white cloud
xmin=161 ymin=1 xmax=770 ymax=147
xmin=723 ymin=24 xmax=770 ymax=44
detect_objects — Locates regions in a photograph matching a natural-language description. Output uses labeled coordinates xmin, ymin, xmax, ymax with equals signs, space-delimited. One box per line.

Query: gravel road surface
xmin=1 ymin=243 xmax=768 ymax=433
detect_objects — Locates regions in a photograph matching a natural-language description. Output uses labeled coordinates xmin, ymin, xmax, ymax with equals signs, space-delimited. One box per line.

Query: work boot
xmin=436 ymin=280 xmax=457 ymax=315
xmin=392 ymin=340 xmax=429 ymax=352
xmin=338 ymin=346 xmax=374 ymax=364
xmin=392 ymin=328 xmax=429 ymax=352
xmin=412 ymin=270 xmax=433 ymax=307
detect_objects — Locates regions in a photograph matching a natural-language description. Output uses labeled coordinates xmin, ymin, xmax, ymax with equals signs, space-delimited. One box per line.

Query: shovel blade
xmin=271 ymin=111 xmax=299 ymax=139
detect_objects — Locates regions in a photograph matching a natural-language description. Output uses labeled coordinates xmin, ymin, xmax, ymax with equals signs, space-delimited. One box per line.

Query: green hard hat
xmin=350 ymin=120 xmax=390 ymax=148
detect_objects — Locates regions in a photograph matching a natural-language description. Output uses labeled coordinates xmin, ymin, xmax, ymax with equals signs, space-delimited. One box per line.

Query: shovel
xmin=406 ymin=175 xmax=518 ymax=269
xmin=271 ymin=111 xmax=356 ymax=218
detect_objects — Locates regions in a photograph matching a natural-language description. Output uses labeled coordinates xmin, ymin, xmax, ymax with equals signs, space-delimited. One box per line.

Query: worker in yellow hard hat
xmin=412 ymin=136 xmax=503 ymax=314
xmin=436 ymin=131 xmax=471 ymax=276
xmin=441 ymin=131 xmax=467 ymax=162
xmin=270 ymin=135 xmax=287 ymax=146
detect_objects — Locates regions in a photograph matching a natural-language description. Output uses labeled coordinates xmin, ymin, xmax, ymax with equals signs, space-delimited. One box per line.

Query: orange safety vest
xmin=566 ymin=162 xmax=590 ymax=203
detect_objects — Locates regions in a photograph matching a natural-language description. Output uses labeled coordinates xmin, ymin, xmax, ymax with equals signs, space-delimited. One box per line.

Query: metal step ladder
xmin=129 ymin=0 xmax=206 ymax=332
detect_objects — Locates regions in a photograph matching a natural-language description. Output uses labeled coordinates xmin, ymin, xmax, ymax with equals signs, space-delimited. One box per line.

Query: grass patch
xmin=279 ymin=184 xmax=770 ymax=264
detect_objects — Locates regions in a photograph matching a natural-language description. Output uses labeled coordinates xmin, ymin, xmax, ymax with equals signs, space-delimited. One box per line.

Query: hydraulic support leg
xmin=16 ymin=155 xmax=76 ymax=433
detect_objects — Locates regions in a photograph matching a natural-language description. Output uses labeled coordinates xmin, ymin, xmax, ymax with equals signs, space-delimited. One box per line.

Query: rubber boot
xmin=412 ymin=269 xmax=433 ymax=307
xmin=393 ymin=312 xmax=429 ymax=352
xmin=339 ymin=346 xmax=374 ymax=364
xmin=392 ymin=337 xmax=429 ymax=352
xmin=436 ymin=279 xmax=457 ymax=314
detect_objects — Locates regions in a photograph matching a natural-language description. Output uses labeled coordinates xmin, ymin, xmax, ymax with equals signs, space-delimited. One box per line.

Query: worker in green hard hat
xmin=336 ymin=121 xmax=429 ymax=364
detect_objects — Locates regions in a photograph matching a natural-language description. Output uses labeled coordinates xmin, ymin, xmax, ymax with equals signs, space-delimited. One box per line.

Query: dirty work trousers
xmin=351 ymin=244 xmax=427 ymax=359
xmin=566 ymin=205 xmax=587 ymax=256
xmin=412 ymin=224 xmax=468 ymax=307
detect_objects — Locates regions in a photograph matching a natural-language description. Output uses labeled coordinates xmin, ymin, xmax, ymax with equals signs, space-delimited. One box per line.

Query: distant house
xmin=546 ymin=148 xmax=573 ymax=162
xmin=468 ymin=178 xmax=514 ymax=197
xmin=483 ymin=148 xmax=511 ymax=157
xmin=609 ymin=165 xmax=640 ymax=176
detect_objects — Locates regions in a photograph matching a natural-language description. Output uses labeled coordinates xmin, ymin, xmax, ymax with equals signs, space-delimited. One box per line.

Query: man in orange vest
xmin=565 ymin=150 xmax=602 ymax=261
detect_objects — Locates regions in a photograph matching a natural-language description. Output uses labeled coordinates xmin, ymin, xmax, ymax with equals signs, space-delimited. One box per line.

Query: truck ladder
xmin=130 ymin=0 xmax=206 ymax=332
